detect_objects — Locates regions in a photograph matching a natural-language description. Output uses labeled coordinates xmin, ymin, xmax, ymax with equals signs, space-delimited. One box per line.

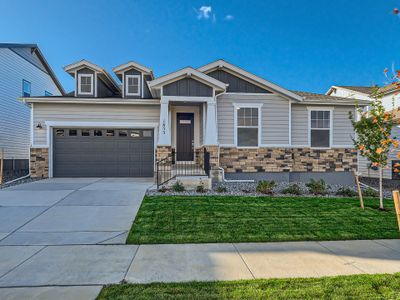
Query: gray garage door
xmin=53 ymin=128 xmax=154 ymax=177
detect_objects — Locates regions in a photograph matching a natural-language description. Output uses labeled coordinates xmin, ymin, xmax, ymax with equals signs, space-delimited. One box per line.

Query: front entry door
xmin=176 ymin=113 xmax=194 ymax=161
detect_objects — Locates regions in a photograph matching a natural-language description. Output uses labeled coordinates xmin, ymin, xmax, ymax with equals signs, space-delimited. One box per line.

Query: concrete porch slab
xmin=0 ymin=286 xmax=102 ymax=300
xmin=0 ymin=231 xmax=126 ymax=246
xmin=0 ymin=191 xmax=72 ymax=206
xmin=235 ymin=241 xmax=362 ymax=278
xmin=18 ymin=205 xmax=138 ymax=232
xmin=319 ymin=240 xmax=400 ymax=274
xmin=125 ymin=243 xmax=253 ymax=283
xmin=0 ymin=245 xmax=138 ymax=286
xmin=0 ymin=246 xmax=44 ymax=278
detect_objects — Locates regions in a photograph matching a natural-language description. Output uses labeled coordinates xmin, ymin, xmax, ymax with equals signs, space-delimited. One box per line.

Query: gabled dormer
xmin=64 ymin=60 xmax=120 ymax=98
xmin=112 ymin=61 xmax=154 ymax=99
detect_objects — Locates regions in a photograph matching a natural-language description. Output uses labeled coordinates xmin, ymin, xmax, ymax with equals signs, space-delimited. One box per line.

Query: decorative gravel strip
xmin=147 ymin=181 xmax=393 ymax=198
xmin=0 ymin=177 xmax=42 ymax=189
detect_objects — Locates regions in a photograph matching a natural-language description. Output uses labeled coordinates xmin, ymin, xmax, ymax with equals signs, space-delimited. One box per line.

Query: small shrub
xmin=336 ymin=187 xmax=357 ymax=197
xmin=282 ymin=183 xmax=302 ymax=195
xmin=216 ymin=185 xmax=228 ymax=193
xmin=306 ymin=179 xmax=327 ymax=195
xmin=364 ymin=187 xmax=379 ymax=197
xmin=158 ymin=185 xmax=168 ymax=193
xmin=196 ymin=181 xmax=206 ymax=193
xmin=171 ymin=181 xmax=185 ymax=192
xmin=256 ymin=180 xmax=276 ymax=195
xmin=241 ymin=188 xmax=252 ymax=194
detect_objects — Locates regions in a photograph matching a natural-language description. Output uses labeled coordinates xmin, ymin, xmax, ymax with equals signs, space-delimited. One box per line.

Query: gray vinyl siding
xmin=9 ymin=47 xmax=48 ymax=73
xmin=0 ymin=48 xmax=61 ymax=159
xmin=217 ymin=93 xmax=290 ymax=145
xmin=143 ymin=75 xmax=152 ymax=98
xmin=291 ymin=104 xmax=308 ymax=146
xmin=33 ymin=103 xmax=160 ymax=145
xmin=97 ymin=78 xmax=114 ymax=98
xmin=358 ymin=125 xmax=400 ymax=179
xmin=163 ymin=78 xmax=213 ymax=97
xmin=208 ymin=69 xmax=271 ymax=93
xmin=76 ymin=68 xmax=95 ymax=97
xmin=333 ymin=106 xmax=355 ymax=146
xmin=291 ymin=104 xmax=355 ymax=147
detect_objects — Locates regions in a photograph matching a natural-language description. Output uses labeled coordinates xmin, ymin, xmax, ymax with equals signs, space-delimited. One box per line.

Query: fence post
xmin=0 ymin=149 xmax=3 ymax=185
xmin=393 ymin=190 xmax=400 ymax=232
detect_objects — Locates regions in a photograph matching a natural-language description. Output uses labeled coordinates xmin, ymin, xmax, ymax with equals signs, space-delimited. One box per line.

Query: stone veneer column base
xmin=204 ymin=145 xmax=222 ymax=181
xmin=156 ymin=146 xmax=172 ymax=161
xmin=30 ymin=148 xmax=49 ymax=178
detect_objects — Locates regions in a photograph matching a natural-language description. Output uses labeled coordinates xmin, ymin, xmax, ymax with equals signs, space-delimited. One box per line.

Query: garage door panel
xmin=53 ymin=128 xmax=154 ymax=177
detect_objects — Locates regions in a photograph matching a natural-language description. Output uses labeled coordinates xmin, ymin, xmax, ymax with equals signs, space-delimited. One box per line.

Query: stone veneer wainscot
xmin=219 ymin=147 xmax=357 ymax=173
xmin=30 ymin=148 xmax=49 ymax=178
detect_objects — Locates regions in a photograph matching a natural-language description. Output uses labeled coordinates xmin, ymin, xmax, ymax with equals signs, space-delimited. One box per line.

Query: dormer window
xmin=126 ymin=75 xmax=140 ymax=96
xmin=78 ymin=74 xmax=93 ymax=95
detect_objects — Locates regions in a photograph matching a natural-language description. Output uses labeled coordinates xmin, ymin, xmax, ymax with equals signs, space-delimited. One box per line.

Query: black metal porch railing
xmin=156 ymin=148 xmax=210 ymax=188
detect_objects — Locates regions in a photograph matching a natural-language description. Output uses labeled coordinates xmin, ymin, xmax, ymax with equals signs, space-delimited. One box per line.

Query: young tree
xmin=349 ymin=88 xmax=399 ymax=210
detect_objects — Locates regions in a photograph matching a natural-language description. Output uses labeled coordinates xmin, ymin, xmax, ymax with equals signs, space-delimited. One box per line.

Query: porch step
xmin=169 ymin=176 xmax=211 ymax=190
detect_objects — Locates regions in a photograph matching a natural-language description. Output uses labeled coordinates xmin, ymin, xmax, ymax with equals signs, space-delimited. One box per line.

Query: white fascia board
xmin=63 ymin=59 xmax=104 ymax=74
xmin=20 ymin=97 xmax=160 ymax=105
xmin=148 ymin=67 xmax=227 ymax=91
xmin=197 ymin=59 xmax=304 ymax=102
xmin=112 ymin=61 xmax=153 ymax=75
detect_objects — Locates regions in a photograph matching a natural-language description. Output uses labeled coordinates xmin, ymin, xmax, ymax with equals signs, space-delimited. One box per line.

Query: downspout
xmin=215 ymin=92 xmax=254 ymax=183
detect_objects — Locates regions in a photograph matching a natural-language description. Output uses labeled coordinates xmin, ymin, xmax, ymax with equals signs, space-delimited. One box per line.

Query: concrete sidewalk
xmin=0 ymin=240 xmax=399 ymax=292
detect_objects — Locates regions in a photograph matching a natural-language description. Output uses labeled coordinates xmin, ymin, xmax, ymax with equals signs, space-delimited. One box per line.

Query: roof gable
xmin=113 ymin=61 xmax=153 ymax=77
xmin=197 ymin=59 xmax=303 ymax=101
xmin=148 ymin=67 xmax=227 ymax=92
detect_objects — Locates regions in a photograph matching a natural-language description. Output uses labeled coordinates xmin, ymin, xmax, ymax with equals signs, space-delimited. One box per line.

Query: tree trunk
xmin=379 ymin=167 xmax=384 ymax=210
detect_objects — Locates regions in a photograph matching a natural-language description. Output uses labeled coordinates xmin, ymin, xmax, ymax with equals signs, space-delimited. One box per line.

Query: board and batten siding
xmin=0 ymin=48 xmax=61 ymax=159
xmin=32 ymin=103 xmax=160 ymax=145
xmin=291 ymin=104 xmax=355 ymax=147
xmin=358 ymin=125 xmax=400 ymax=179
xmin=217 ymin=93 xmax=290 ymax=145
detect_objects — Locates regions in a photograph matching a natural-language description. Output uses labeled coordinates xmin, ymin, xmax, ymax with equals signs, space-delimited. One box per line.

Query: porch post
xmin=157 ymin=98 xmax=171 ymax=146
xmin=204 ymin=100 xmax=218 ymax=145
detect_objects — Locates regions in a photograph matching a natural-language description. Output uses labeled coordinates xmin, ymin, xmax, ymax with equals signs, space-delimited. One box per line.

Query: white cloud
xmin=224 ymin=14 xmax=234 ymax=21
xmin=197 ymin=6 xmax=212 ymax=19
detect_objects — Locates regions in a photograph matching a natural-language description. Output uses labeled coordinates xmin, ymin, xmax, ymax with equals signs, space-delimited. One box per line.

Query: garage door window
xmin=130 ymin=130 xmax=140 ymax=138
xmin=94 ymin=130 xmax=102 ymax=136
xmin=69 ymin=129 xmax=77 ymax=136
xmin=106 ymin=130 xmax=115 ymax=137
xmin=143 ymin=130 xmax=152 ymax=137
xmin=81 ymin=129 xmax=90 ymax=136
xmin=55 ymin=129 xmax=64 ymax=137
xmin=119 ymin=130 xmax=128 ymax=137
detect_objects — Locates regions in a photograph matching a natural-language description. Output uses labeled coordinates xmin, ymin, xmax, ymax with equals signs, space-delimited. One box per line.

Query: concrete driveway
xmin=0 ymin=178 xmax=152 ymax=245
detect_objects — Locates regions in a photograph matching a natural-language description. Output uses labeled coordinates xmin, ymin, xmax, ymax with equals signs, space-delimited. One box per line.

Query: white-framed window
xmin=125 ymin=75 xmax=140 ymax=96
xmin=22 ymin=79 xmax=31 ymax=97
xmin=309 ymin=110 xmax=332 ymax=148
xmin=78 ymin=74 xmax=93 ymax=95
xmin=234 ymin=104 xmax=263 ymax=147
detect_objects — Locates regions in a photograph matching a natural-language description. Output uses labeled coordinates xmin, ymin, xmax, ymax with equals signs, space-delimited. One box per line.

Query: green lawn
xmin=97 ymin=273 xmax=400 ymax=300
xmin=127 ymin=196 xmax=399 ymax=244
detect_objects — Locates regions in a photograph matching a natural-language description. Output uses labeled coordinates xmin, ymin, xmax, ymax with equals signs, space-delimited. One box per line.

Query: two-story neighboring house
xmin=327 ymin=85 xmax=400 ymax=181
xmin=0 ymin=43 xmax=64 ymax=179
xmin=22 ymin=59 xmax=369 ymax=184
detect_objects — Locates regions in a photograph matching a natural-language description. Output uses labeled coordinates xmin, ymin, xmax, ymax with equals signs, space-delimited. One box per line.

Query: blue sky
xmin=1 ymin=0 xmax=399 ymax=93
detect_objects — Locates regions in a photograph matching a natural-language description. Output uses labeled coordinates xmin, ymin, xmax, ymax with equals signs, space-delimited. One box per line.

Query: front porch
xmin=155 ymin=97 xmax=220 ymax=186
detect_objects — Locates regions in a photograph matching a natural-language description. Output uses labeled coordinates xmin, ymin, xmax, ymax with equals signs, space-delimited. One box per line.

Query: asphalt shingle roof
xmin=336 ymin=86 xmax=374 ymax=95
xmin=293 ymin=91 xmax=371 ymax=106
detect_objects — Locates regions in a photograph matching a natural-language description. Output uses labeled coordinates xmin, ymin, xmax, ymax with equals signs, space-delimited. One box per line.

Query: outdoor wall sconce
xmin=36 ymin=122 xmax=43 ymax=129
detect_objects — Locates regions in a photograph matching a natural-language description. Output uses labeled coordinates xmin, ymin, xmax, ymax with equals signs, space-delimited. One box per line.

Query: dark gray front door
xmin=53 ymin=128 xmax=154 ymax=177
xmin=176 ymin=113 xmax=194 ymax=161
